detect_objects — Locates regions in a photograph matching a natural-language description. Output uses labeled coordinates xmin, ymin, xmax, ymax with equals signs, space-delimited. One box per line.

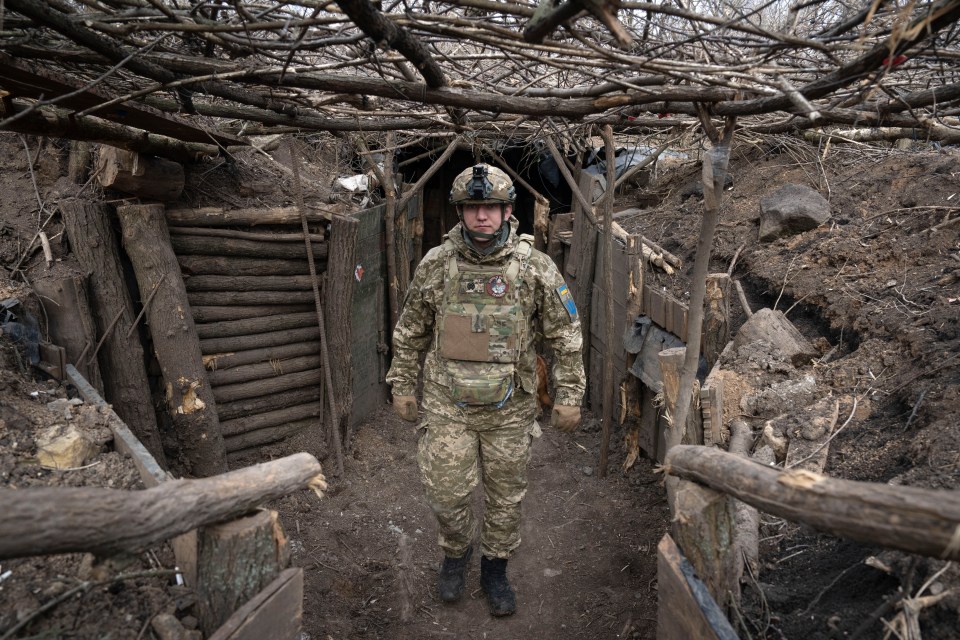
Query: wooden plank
xmin=657 ymin=534 xmax=739 ymax=640
xmin=207 ymin=568 xmax=303 ymax=640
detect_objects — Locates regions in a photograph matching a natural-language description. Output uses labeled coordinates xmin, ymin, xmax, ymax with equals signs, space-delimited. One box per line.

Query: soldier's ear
xmin=503 ymin=204 xmax=513 ymax=220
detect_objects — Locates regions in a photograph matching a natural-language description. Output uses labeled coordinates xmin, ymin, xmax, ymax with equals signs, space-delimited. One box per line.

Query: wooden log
xmin=196 ymin=312 xmax=318 ymax=340
xmin=203 ymin=341 xmax=321 ymax=373
xmin=325 ymin=215 xmax=359 ymax=450
xmin=170 ymin=226 xmax=325 ymax=243
xmin=208 ymin=355 xmax=322 ymax=387
xmin=171 ymin=235 xmax=328 ymax=261
xmin=663 ymin=445 xmax=960 ymax=561
xmin=59 ymin=199 xmax=166 ymax=464
xmin=214 ymin=369 xmax=323 ymax=404
xmin=185 ymin=276 xmax=318 ymax=292
xmin=673 ymin=478 xmax=739 ymax=611
xmin=200 ymin=327 xmax=321 ymax=355
xmin=196 ymin=509 xmax=289 ymax=635
xmin=68 ymin=140 xmax=92 ymax=184
xmin=703 ymin=274 xmax=731 ymax=371
xmin=166 ymin=205 xmax=333 ymax=227
xmin=97 ymin=146 xmax=184 ymax=201
xmin=33 ymin=274 xmax=103 ymax=393
xmin=207 ymin=568 xmax=303 ymax=640
xmin=193 ymin=305 xmax=314 ymax=323
xmin=659 ymin=347 xmax=703 ymax=452
xmin=733 ymin=307 xmax=817 ymax=366
xmin=117 ymin=203 xmax=226 ymax=477
xmin=224 ymin=419 xmax=316 ymax=453
xmin=657 ymin=534 xmax=739 ymax=640
xmin=221 ymin=401 xmax=323 ymax=437
xmin=218 ymin=386 xmax=323 ymax=422
xmin=179 ymin=255 xmax=312 ymax=277
xmin=189 ymin=291 xmax=317 ymax=306
xmin=0 ymin=452 xmax=324 ymax=559
xmin=728 ymin=417 xmax=759 ymax=585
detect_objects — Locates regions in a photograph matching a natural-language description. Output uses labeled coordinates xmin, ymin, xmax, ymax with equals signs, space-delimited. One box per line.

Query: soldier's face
xmin=461 ymin=203 xmax=512 ymax=244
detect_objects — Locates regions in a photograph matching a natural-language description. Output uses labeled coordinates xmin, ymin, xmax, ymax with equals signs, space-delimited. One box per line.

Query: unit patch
xmin=461 ymin=277 xmax=488 ymax=294
xmin=555 ymin=283 xmax=578 ymax=321
xmin=486 ymin=275 xmax=509 ymax=298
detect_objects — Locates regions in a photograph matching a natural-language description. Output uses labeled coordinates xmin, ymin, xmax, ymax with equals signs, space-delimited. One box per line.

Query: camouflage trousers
xmin=417 ymin=381 xmax=540 ymax=559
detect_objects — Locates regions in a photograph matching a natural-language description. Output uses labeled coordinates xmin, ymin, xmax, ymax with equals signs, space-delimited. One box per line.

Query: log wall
xmin=166 ymin=200 xmax=390 ymax=460
xmin=167 ymin=206 xmax=333 ymax=457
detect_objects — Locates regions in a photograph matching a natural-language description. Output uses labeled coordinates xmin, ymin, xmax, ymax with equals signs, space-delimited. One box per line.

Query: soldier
xmin=386 ymin=163 xmax=585 ymax=616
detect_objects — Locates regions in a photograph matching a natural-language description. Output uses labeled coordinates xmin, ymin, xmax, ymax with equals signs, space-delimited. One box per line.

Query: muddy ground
xmin=1 ymin=131 xmax=958 ymax=639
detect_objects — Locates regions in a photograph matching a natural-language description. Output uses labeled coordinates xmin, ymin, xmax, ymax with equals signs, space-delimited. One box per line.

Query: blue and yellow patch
xmin=555 ymin=283 xmax=578 ymax=322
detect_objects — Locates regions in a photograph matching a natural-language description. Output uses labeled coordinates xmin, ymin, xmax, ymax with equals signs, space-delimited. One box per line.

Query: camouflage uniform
xmin=386 ymin=217 xmax=585 ymax=559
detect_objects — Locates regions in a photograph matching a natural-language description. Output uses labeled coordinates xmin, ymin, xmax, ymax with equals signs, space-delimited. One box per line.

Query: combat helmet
xmin=449 ymin=164 xmax=516 ymax=206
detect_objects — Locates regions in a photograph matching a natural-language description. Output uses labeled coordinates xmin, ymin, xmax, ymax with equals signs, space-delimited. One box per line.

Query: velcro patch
xmin=555 ymin=283 xmax=578 ymax=322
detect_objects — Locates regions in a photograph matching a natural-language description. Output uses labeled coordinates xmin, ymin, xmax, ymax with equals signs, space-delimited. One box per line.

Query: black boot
xmin=480 ymin=555 xmax=516 ymax=616
xmin=438 ymin=547 xmax=473 ymax=603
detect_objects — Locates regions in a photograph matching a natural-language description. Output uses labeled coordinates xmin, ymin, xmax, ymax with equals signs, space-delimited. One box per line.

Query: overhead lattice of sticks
xmin=1 ymin=0 xmax=959 ymax=152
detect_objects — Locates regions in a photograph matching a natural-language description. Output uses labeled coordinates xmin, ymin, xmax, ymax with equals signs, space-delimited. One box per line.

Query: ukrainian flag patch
xmin=555 ymin=283 xmax=578 ymax=321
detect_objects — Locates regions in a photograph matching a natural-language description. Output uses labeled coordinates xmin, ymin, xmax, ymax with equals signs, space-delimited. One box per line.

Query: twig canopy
xmin=1 ymin=0 xmax=958 ymax=150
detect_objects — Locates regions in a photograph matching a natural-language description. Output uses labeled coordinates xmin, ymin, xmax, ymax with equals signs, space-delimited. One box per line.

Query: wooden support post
xmin=207 ymin=568 xmax=303 ymax=640
xmin=533 ymin=196 xmax=551 ymax=252
xmin=117 ymin=203 xmax=227 ymax=477
xmin=672 ymin=478 xmax=739 ymax=611
xmin=59 ymin=199 xmax=166 ymax=465
xmin=664 ymin=445 xmax=960 ymax=562
xmin=325 ymin=215 xmax=359 ymax=452
xmin=598 ymin=125 xmax=616 ymax=478
xmin=659 ymin=347 xmax=703 ymax=454
xmin=728 ymin=418 xmax=759 ymax=583
xmin=657 ymin=534 xmax=739 ymax=640
xmin=196 ymin=509 xmax=290 ymax=635
xmin=33 ymin=274 xmax=103 ymax=393
xmin=703 ymin=273 xmax=730 ymax=371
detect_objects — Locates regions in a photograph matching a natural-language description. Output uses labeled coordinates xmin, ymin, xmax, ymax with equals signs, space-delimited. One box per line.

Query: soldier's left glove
xmin=551 ymin=404 xmax=581 ymax=433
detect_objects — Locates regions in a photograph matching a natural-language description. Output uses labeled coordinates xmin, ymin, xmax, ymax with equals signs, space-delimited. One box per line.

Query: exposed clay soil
xmin=1 ymin=132 xmax=959 ymax=640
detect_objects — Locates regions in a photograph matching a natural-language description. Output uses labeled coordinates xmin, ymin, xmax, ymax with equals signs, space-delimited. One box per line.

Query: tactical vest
xmin=436 ymin=235 xmax=534 ymax=406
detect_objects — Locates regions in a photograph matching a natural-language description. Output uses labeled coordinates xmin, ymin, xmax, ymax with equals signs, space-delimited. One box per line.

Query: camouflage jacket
xmin=386 ymin=218 xmax=585 ymax=408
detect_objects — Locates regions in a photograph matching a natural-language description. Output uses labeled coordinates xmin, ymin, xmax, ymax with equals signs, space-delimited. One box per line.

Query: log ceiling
xmin=1 ymin=0 xmax=959 ymax=155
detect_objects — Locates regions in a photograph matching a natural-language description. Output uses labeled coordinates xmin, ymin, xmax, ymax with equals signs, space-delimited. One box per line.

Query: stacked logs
xmin=167 ymin=207 xmax=331 ymax=457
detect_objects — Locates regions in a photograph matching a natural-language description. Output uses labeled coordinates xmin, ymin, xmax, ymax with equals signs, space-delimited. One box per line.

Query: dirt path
xmin=271 ymin=407 xmax=669 ymax=640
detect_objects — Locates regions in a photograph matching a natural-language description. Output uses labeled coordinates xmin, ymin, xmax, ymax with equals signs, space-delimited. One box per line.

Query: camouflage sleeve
xmin=385 ymin=246 xmax=444 ymax=396
xmin=531 ymin=251 xmax=585 ymax=406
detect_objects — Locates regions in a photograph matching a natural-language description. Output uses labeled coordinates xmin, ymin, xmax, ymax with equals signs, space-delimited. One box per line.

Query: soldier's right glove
xmin=551 ymin=404 xmax=581 ymax=433
xmin=392 ymin=395 xmax=419 ymax=422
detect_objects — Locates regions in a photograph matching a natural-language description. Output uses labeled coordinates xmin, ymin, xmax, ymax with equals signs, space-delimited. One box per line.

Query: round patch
xmin=486 ymin=275 xmax=509 ymax=297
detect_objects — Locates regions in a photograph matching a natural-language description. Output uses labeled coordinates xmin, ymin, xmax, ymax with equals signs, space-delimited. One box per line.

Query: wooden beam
xmin=0 ymin=453 xmax=324 ymax=559
xmin=664 ymin=445 xmax=960 ymax=561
